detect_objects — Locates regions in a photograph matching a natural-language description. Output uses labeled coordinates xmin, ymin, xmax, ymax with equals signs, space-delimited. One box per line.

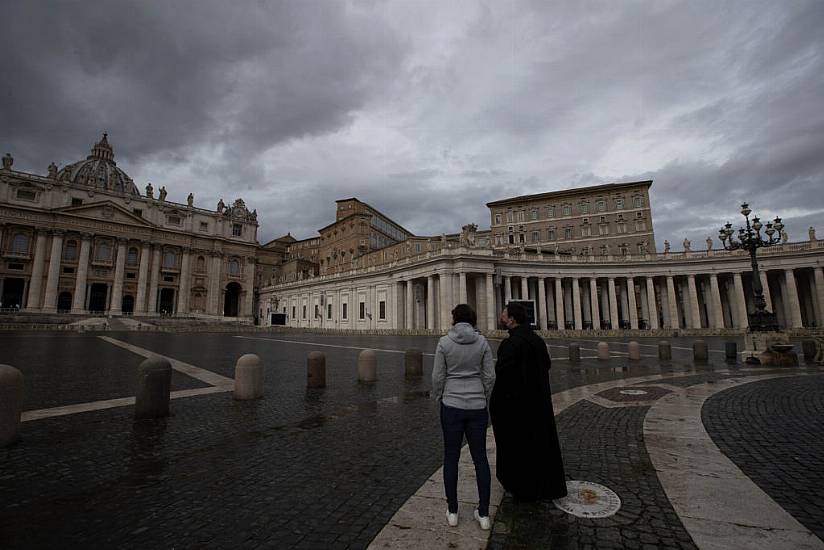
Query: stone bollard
xmin=568 ymin=343 xmax=581 ymax=363
xmin=404 ymin=350 xmax=423 ymax=378
xmin=358 ymin=349 xmax=377 ymax=383
xmin=134 ymin=357 xmax=172 ymax=420
xmin=307 ymin=351 xmax=326 ymax=388
xmin=0 ymin=365 xmax=24 ymax=447
xmin=234 ymin=354 xmax=264 ymax=400
xmin=628 ymin=341 xmax=641 ymax=361
xmin=597 ymin=341 xmax=609 ymax=360
xmin=725 ymin=342 xmax=738 ymax=363
xmin=802 ymin=340 xmax=816 ymax=364
xmin=659 ymin=340 xmax=672 ymax=361
xmin=693 ymin=340 xmax=709 ymax=364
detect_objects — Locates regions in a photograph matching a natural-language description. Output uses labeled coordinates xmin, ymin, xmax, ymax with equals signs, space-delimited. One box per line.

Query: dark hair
xmin=452 ymin=303 xmax=477 ymax=327
xmin=505 ymin=302 xmax=527 ymax=325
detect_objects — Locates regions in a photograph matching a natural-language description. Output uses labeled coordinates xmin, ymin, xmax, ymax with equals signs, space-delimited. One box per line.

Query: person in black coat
xmin=490 ymin=302 xmax=568 ymax=501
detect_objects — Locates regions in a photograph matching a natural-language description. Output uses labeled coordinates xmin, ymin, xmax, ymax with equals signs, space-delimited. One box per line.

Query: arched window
xmin=11 ymin=233 xmax=30 ymax=256
xmin=196 ymin=256 xmax=206 ymax=272
xmin=228 ymin=258 xmax=240 ymax=276
xmin=126 ymin=247 xmax=139 ymax=266
xmin=62 ymin=240 xmax=78 ymax=261
xmin=162 ymin=249 xmax=177 ymax=269
xmin=94 ymin=240 xmax=112 ymax=262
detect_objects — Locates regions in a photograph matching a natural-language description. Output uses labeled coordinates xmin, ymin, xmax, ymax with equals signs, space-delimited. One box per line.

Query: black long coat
xmin=489 ymin=324 xmax=567 ymax=500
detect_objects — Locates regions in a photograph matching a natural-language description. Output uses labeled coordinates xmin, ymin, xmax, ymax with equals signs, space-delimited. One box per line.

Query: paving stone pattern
xmin=488 ymin=401 xmax=697 ymax=550
xmin=703 ymin=374 xmax=824 ymax=542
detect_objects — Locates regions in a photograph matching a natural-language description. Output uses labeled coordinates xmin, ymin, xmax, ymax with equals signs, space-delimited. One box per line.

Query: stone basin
xmin=770 ymin=344 xmax=795 ymax=353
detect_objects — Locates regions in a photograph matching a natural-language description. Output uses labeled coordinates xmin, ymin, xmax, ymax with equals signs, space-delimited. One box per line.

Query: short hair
xmin=452 ymin=303 xmax=477 ymax=327
xmin=505 ymin=302 xmax=528 ymax=325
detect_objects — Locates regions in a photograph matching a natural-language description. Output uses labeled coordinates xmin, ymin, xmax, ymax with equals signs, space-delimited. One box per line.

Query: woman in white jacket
xmin=431 ymin=304 xmax=496 ymax=529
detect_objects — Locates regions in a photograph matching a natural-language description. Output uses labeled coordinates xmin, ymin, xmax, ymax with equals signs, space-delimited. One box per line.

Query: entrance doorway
xmin=57 ymin=292 xmax=72 ymax=312
xmin=122 ymin=295 xmax=135 ymax=314
xmin=88 ymin=283 xmax=108 ymax=312
xmin=158 ymin=288 xmax=175 ymax=315
xmin=1 ymin=278 xmax=25 ymax=309
xmin=224 ymin=282 xmax=241 ymax=317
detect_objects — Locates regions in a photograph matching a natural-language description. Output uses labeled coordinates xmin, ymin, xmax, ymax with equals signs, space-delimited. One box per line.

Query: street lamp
xmin=718 ymin=203 xmax=784 ymax=331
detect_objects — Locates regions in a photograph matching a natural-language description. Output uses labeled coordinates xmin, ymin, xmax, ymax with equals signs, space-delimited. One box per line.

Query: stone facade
xmin=0 ymin=135 xmax=260 ymax=319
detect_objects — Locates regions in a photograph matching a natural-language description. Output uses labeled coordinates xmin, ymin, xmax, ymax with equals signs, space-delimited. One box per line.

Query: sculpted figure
xmin=781 ymin=230 xmax=788 ymax=243
xmin=706 ymin=236 xmax=713 ymax=250
xmin=2 ymin=153 xmax=13 ymax=170
xmin=159 ymin=186 xmax=167 ymax=201
xmin=48 ymin=162 xmax=58 ymax=179
xmin=682 ymin=238 xmax=691 ymax=252
xmin=664 ymin=240 xmax=671 ymax=253
xmin=145 ymin=182 xmax=154 ymax=198
xmin=187 ymin=193 xmax=194 ymax=207
xmin=217 ymin=198 xmax=225 ymax=213
xmin=809 ymin=226 xmax=816 ymax=241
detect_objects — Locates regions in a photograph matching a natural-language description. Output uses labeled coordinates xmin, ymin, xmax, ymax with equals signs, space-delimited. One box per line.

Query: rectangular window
xmin=63 ymin=267 xmax=75 ymax=274
xmin=548 ymin=228 xmax=556 ymax=240
xmin=342 ymin=302 xmax=348 ymax=320
xmin=582 ymin=226 xmax=591 ymax=237
xmin=71 ymin=198 xmax=83 ymax=207
xmin=564 ymin=227 xmax=573 ymax=239
xmin=16 ymin=189 xmax=37 ymax=201
xmin=379 ymin=301 xmax=386 ymax=320
xmin=579 ymin=203 xmax=589 ymax=214
xmin=126 ymin=272 xmax=135 ymax=279
xmin=8 ymin=263 xmax=23 ymax=270
xmin=508 ymin=234 xmax=515 ymax=244
xmin=546 ymin=206 xmax=555 ymax=218
xmin=359 ymin=302 xmax=365 ymax=320
xmin=314 ymin=304 xmax=319 ymax=319
xmin=292 ymin=306 xmax=296 ymax=318
xmin=163 ymin=275 xmax=174 ymax=282
xmin=518 ymin=233 xmax=525 ymax=243
xmin=302 ymin=305 xmax=307 ymax=319
xmin=617 ymin=223 xmax=627 ymax=234
xmin=415 ymin=243 xmax=421 ymax=253
xmin=634 ymin=196 xmax=643 ymax=208
xmin=562 ymin=205 xmax=571 ymax=216
xmin=615 ymin=198 xmax=624 ymax=209
xmin=199 ymin=222 xmax=208 ymax=231
xmin=506 ymin=211 xmax=513 ymax=223
xmin=327 ymin=303 xmax=332 ymax=319
xmin=133 ymin=208 xmax=142 ymax=217
xmin=232 ymin=223 xmax=242 ymax=237
xmin=518 ymin=211 xmax=525 ymax=222
xmin=530 ymin=209 xmax=538 ymax=220
xmin=597 ymin=200 xmax=606 ymax=212
xmin=599 ymin=224 xmax=609 ymax=236
xmin=494 ymin=213 xmax=502 ymax=224
xmin=532 ymin=231 xmax=539 ymax=242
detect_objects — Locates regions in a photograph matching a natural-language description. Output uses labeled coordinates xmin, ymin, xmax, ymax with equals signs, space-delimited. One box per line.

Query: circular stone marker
xmin=554 ymin=481 xmax=622 ymax=518
xmin=619 ymin=389 xmax=649 ymax=396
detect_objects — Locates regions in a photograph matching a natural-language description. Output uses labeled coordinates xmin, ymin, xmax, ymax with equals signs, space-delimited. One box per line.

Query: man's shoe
xmin=474 ymin=509 xmax=491 ymax=530
xmin=446 ymin=510 xmax=459 ymax=527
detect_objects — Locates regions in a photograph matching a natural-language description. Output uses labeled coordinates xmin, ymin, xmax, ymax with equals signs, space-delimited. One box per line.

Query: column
xmin=546 ymin=278 xmax=556 ymax=326
xmin=426 ymin=275 xmax=435 ymax=330
xmin=504 ymin=276 xmax=512 ymax=304
xmin=687 ymin=274 xmax=701 ymax=329
xmin=709 ymin=274 xmax=724 ymax=328
xmin=486 ymin=273 xmax=496 ymax=331
xmin=537 ymin=277 xmax=548 ymax=329
xmin=784 ymin=269 xmax=803 ymax=328
xmin=627 ymin=277 xmax=638 ymax=329
xmin=589 ymin=278 xmax=600 ymax=329
xmin=554 ymin=278 xmax=565 ymax=329
xmin=177 ymin=248 xmax=192 ymax=314
xmin=135 ymin=242 xmax=151 ymax=314
xmin=572 ymin=278 xmax=582 ymax=330
xmin=732 ymin=272 xmax=749 ymax=329
xmin=243 ymin=257 xmax=255 ymax=318
xmin=209 ymin=253 xmax=222 ymax=315
xmin=71 ymin=234 xmax=92 ymax=313
xmin=608 ymin=277 xmax=619 ymax=329
xmin=405 ymin=279 xmax=414 ymax=329
xmin=646 ymin=277 xmax=659 ymax=329
xmin=42 ymin=231 xmax=65 ymax=312
xmin=666 ymin=276 xmax=680 ymax=329
xmin=816 ymin=267 xmax=824 ymax=328
xmin=520 ymin=277 xmax=528 ymax=301
xmin=459 ymin=272 xmax=468 ymax=304
xmin=109 ymin=238 xmax=128 ymax=314
xmin=439 ymin=272 xmax=451 ymax=329
xmin=147 ymin=246 xmax=162 ymax=315
xmin=25 ymin=230 xmax=48 ymax=311
xmin=760 ymin=271 xmax=773 ymax=312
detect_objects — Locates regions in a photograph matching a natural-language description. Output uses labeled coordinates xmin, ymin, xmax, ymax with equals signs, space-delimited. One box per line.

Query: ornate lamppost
xmin=718 ymin=203 xmax=784 ymax=331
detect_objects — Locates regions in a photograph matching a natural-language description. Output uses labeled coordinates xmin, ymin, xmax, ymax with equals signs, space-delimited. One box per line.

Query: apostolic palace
xmin=2 ymin=135 xmax=823 ymax=334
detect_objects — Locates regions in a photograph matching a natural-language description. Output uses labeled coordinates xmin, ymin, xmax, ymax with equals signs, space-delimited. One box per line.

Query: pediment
xmin=57 ymin=200 xmax=155 ymax=227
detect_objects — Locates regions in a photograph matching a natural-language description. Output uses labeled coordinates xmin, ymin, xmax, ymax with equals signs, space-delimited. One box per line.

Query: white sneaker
xmin=474 ymin=509 xmax=491 ymax=530
xmin=446 ymin=510 xmax=459 ymax=527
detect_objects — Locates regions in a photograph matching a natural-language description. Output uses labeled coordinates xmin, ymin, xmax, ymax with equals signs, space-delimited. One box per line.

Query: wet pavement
xmin=1 ymin=331 xmax=822 ymax=549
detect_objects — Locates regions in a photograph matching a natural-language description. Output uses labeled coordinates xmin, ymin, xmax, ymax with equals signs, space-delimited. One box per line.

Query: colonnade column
xmin=646 ymin=277 xmax=659 ymax=329
xmin=459 ymin=272 xmax=468 ymax=304
xmin=406 ymin=279 xmax=414 ymax=329
xmin=554 ymin=278 xmax=565 ymax=329
xmin=42 ymin=231 xmax=65 ymax=312
xmin=709 ymin=274 xmax=724 ymax=328
xmin=178 ymin=248 xmax=192 ymax=314
xmin=627 ymin=277 xmax=638 ymax=329
xmin=759 ymin=271 xmax=773 ymax=312
xmin=70 ymin=234 xmax=92 ymax=314
xmin=732 ymin=272 xmax=749 ymax=329
xmin=815 ymin=267 xmax=824 ymax=328
xmin=520 ymin=277 xmax=528 ymax=301
xmin=208 ymin=253 xmax=222 ymax=315
xmin=572 ymin=278 xmax=582 ymax=330
xmin=607 ymin=277 xmax=619 ymax=329
xmin=147 ymin=246 xmax=162 ymax=315
xmin=25 ymin=230 xmax=48 ymax=311
xmin=109 ymin=238 xmax=128 ymax=314
xmin=537 ymin=277 xmax=547 ymax=330
xmin=589 ymin=278 xmax=600 ymax=329
xmin=135 ymin=242 xmax=151 ymax=314
xmin=784 ymin=269 xmax=803 ymax=328
xmin=439 ymin=272 xmax=451 ymax=330
xmin=504 ymin=276 xmax=512 ymax=304
xmin=426 ymin=275 xmax=435 ymax=330
xmin=687 ymin=274 xmax=701 ymax=329
xmin=486 ymin=273 xmax=496 ymax=331
xmin=666 ymin=276 xmax=679 ymax=329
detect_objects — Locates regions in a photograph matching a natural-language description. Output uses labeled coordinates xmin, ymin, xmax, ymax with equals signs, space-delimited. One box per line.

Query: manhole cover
xmin=619 ymin=389 xmax=648 ymax=396
xmin=554 ymin=481 xmax=621 ymax=518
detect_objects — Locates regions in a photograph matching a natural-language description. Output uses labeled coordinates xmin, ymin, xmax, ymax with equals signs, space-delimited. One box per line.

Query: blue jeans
xmin=440 ymin=403 xmax=491 ymax=516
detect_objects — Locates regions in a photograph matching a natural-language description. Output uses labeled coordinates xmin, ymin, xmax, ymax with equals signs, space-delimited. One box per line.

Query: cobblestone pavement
xmin=703 ymin=374 xmax=824 ymax=541
xmin=0 ymin=330 xmax=820 ymax=549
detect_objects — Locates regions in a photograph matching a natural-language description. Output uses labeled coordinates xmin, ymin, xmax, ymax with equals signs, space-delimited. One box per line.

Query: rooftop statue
xmin=159 ymin=186 xmax=167 ymax=201
xmin=145 ymin=182 xmax=154 ymax=199
xmin=187 ymin=193 xmax=194 ymax=207
xmin=810 ymin=226 xmax=817 ymax=241
xmin=2 ymin=153 xmax=13 ymax=170
xmin=48 ymin=162 xmax=58 ymax=179
xmin=683 ymin=238 xmax=691 ymax=252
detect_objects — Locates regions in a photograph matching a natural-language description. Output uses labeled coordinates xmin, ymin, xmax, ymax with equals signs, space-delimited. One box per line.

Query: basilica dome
xmin=56 ymin=134 xmax=140 ymax=195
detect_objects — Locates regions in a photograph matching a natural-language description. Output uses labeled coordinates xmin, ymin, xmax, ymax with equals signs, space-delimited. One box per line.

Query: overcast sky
xmin=2 ymin=0 xmax=823 ymax=250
